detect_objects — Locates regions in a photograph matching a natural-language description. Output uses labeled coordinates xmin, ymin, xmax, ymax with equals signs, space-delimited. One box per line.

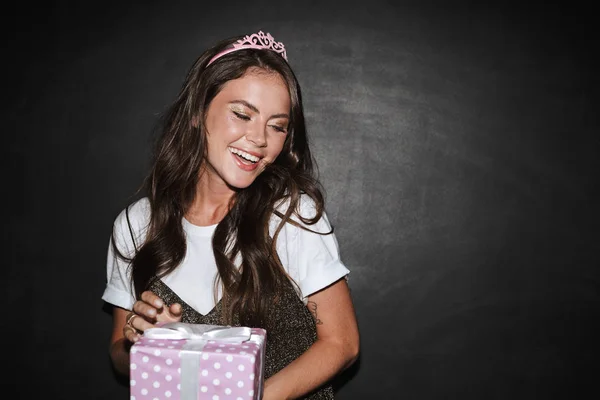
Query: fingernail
xmin=148 ymin=309 xmax=156 ymax=317
xmin=154 ymin=300 xmax=163 ymax=307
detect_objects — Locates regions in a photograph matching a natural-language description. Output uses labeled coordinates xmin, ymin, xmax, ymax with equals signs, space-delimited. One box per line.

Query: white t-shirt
xmin=101 ymin=195 xmax=349 ymax=315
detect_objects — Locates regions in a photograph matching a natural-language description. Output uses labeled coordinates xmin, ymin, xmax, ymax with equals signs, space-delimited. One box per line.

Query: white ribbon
xmin=144 ymin=322 xmax=252 ymax=342
xmin=143 ymin=323 xmax=254 ymax=399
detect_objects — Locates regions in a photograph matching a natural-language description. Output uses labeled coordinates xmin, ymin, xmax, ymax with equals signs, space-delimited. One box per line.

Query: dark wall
xmin=7 ymin=1 xmax=599 ymax=398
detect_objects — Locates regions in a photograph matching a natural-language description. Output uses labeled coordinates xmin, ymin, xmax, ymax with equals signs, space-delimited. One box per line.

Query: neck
xmin=186 ymin=167 xmax=236 ymax=226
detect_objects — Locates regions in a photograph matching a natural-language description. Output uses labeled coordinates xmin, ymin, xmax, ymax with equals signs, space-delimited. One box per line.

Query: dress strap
xmin=125 ymin=205 xmax=138 ymax=251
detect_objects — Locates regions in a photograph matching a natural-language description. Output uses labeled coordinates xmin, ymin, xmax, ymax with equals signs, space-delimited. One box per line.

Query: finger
xmin=123 ymin=324 xmax=140 ymax=343
xmin=129 ymin=313 xmax=155 ymax=333
xmin=141 ymin=291 xmax=164 ymax=309
xmin=132 ymin=301 xmax=156 ymax=319
xmin=134 ymin=295 xmax=168 ymax=319
xmin=169 ymin=303 xmax=182 ymax=318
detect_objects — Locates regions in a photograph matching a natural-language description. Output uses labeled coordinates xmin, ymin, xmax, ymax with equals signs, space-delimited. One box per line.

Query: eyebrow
xmin=229 ymin=100 xmax=289 ymax=120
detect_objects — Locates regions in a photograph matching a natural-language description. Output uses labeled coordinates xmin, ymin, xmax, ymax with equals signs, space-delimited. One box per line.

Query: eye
xmin=270 ymin=124 xmax=288 ymax=133
xmin=233 ymin=111 xmax=250 ymax=121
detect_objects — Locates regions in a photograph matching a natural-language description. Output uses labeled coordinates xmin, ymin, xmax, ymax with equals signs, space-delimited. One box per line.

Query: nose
xmin=245 ymin=123 xmax=267 ymax=147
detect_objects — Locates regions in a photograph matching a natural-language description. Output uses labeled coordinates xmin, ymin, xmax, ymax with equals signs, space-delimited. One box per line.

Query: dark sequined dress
xmin=148 ymin=278 xmax=335 ymax=399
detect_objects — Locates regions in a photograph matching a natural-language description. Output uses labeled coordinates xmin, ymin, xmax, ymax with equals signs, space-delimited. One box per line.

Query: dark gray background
xmin=6 ymin=0 xmax=599 ymax=399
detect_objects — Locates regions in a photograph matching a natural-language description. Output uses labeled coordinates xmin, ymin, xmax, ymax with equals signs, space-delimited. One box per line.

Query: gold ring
xmin=126 ymin=312 xmax=137 ymax=327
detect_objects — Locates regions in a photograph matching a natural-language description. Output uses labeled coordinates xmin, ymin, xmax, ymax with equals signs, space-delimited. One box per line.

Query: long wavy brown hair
xmin=114 ymin=35 xmax=327 ymax=327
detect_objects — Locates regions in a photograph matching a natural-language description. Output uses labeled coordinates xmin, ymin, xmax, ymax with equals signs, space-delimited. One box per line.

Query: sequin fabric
xmin=148 ymin=278 xmax=335 ymax=399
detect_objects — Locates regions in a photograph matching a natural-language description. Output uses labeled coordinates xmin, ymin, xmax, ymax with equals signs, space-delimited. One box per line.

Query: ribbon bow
xmin=143 ymin=322 xmax=252 ymax=343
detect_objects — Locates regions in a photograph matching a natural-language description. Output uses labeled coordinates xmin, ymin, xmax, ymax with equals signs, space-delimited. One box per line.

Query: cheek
xmin=268 ymin=135 xmax=287 ymax=159
xmin=210 ymin=115 xmax=243 ymax=141
xmin=223 ymin=118 xmax=242 ymax=139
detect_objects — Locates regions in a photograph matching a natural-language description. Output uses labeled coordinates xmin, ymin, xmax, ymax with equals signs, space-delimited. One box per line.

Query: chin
xmin=225 ymin=175 xmax=258 ymax=190
xmin=227 ymin=181 xmax=254 ymax=190
xmin=223 ymin=165 xmax=267 ymax=190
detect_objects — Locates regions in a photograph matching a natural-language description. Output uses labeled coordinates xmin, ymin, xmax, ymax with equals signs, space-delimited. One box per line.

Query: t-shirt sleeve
xmin=101 ymin=206 xmax=140 ymax=310
xmin=295 ymin=199 xmax=350 ymax=300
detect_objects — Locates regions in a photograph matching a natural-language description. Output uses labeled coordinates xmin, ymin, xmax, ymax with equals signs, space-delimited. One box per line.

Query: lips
xmin=228 ymin=146 xmax=262 ymax=163
xmin=228 ymin=147 xmax=262 ymax=171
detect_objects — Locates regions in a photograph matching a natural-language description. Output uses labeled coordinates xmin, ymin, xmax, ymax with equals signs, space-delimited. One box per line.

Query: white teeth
xmin=228 ymin=147 xmax=260 ymax=163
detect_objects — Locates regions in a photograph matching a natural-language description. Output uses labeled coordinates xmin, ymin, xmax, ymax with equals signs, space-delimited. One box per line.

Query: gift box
xmin=130 ymin=322 xmax=266 ymax=400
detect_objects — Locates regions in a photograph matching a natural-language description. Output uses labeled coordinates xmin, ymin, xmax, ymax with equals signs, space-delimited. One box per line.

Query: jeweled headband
xmin=207 ymin=31 xmax=287 ymax=66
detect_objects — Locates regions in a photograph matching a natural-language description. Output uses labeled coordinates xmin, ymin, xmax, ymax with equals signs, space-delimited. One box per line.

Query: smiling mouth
xmin=228 ymin=147 xmax=261 ymax=164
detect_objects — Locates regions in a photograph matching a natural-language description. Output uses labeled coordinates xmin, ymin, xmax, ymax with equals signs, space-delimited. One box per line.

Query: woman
xmin=102 ymin=31 xmax=359 ymax=399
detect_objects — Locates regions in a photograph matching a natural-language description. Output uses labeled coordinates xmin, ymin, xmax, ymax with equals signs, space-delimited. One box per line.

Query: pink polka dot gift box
xmin=130 ymin=322 xmax=266 ymax=400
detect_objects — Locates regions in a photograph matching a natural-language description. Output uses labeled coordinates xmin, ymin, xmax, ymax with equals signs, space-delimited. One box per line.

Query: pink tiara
xmin=207 ymin=31 xmax=287 ymax=66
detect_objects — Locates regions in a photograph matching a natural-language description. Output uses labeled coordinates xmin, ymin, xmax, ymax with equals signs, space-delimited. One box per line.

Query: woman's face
xmin=203 ymin=68 xmax=291 ymax=189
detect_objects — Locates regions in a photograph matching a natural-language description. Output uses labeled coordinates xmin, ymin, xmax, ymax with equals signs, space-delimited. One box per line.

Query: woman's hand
xmin=123 ymin=291 xmax=183 ymax=343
